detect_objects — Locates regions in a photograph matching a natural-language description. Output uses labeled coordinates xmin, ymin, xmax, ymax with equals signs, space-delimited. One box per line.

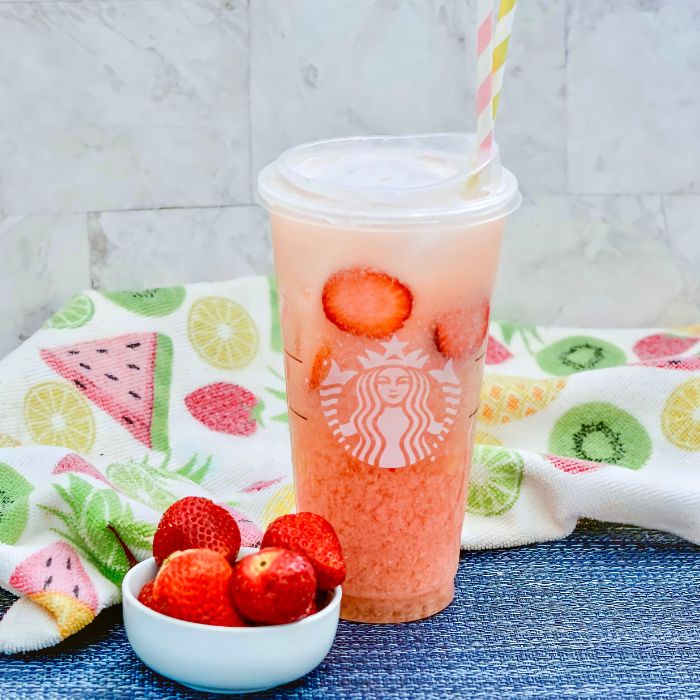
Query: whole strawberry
xmin=152 ymin=549 xmax=245 ymax=626
xmin=229 ymin=548 xmax=316 ymax=625
xmin=261 ymin=512 xmax=346 ymax=590
xmin=153 ymin=496 xmax=241 ymax=566
xmin=138 ymin=580 xmax=157 ymax=610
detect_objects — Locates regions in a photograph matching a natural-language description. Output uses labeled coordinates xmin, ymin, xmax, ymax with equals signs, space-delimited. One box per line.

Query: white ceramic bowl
xmin=122 ymin=557 xmax=341 ymax=695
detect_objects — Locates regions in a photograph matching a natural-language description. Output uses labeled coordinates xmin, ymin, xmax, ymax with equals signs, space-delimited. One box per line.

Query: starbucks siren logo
xmin=320 ymin=335 xmax=462 ymax=468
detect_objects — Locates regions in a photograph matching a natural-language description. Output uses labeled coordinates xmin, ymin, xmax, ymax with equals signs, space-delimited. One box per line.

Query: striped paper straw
xmin=492 ymin=0 xmax=518 ymax=119
xmin=474 ymin=0 xmax=495 ymax=160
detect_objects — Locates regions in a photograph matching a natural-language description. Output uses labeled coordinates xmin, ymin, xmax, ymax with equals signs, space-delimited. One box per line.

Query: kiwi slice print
xmin=549 ymin=402 xmax=651 ymax=470
xmin=102 ymin=287 xmax=185 ymax=317
xmin=536 ymin=335 xmax=626 ymax=376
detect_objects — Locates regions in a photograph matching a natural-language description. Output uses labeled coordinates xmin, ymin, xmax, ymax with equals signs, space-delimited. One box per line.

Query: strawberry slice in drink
xmin=434 ymin=302 xmax=490 ymax=360
xmin=322 ymin=268 xmax=413 ymax=339
xmin=308 ymin=344 xmax=333 ymax=390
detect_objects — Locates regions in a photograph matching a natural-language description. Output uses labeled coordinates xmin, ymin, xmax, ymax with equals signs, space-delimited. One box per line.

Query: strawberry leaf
xmin=251 ymin=397 xmax=266 ymax=428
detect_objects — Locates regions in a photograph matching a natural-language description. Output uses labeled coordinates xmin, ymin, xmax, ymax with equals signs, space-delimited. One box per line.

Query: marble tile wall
xmin=1 ymin=0 xmax=698 ymax=357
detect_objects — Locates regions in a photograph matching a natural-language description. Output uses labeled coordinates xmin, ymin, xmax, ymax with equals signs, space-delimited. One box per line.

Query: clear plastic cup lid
xmin=257 ymin=133 xmax=521 ymax=226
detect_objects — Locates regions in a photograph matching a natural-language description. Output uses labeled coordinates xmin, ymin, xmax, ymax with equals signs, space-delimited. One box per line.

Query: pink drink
xmin=259 ymin=135 xmax=519 ymax=623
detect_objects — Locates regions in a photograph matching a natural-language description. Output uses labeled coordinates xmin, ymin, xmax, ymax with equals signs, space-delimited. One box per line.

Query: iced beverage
xmin=259 ymin=134 xmax=520 ymax=623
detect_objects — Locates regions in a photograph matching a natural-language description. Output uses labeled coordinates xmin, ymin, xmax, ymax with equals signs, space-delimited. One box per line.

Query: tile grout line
xmin=4 ymin=192 xmax=700 ymax=223
xmin=0 ymin=0 xmax=197 ymax=3
xmin=246 ymin=0 xmax=254 ymax=205
xmin=0 ymin=203 xmax=261 ymax=221
xmin=86 ymin=211 xmax=100 ymax=290
xmin=564 ymin=0 xmax=570 ymax=196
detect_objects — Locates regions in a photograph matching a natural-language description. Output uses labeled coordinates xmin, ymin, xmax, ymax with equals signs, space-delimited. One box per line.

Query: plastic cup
xmin=258 ymin=134 xmax=520 ymax=623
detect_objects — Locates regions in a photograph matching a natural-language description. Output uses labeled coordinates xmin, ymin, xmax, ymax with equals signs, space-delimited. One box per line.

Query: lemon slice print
xmin=188 ymin=297 xmax=259 ymax=370
xmin=467 ymin=446 xmax=524 ymax=517
xmin=25 ymin=382 xmax=96 ymax=453
xmin=45 ymin=294 xmax=95 ymax=330
xmin=262 ymin=482 xmax=296 ymax=526
xmin=662 ymin=378 xmax=700 ymax=451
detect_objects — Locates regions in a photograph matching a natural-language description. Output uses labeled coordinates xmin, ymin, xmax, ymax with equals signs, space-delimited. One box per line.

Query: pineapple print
xmin=474 ymin=431 xmax=503 ymax=446
xmin=42 ymin=475 xmax=156 ymax=585
xmin=478 ymin=375 xmax=567 ymax=425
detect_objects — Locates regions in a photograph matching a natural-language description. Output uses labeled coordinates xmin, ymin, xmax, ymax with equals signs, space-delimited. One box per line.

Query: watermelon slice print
xmin=635 ymin=356 xmax=700 ymax=371
xmin=221 ymin=505 xmax=264 ymax=548
xmin=242 ymin=477 xmax=284 ymax=493
xmin=546 ymin=455 xmax=604 ymax=474
xmin=53 ymin=453 xmax=110 ymax=485
xmin=102 ymin=287 xmax=185 ymax=317
xmin=40 ymin=333 xmax=173 ymax=451
xmin=9 ymin=542 xmax=98 ymax=639
xmin=485 ymin=335 xmax=513 ymax=364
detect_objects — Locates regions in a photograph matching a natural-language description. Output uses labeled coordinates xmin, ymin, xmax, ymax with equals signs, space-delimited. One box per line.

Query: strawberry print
xmin=185 ymin=383 xmax=265 ymax=437
xmin=633 ymin=333 xmax=698 ymax=360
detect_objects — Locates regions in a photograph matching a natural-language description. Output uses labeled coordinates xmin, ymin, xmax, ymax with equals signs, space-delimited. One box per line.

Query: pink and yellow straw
xmin=472 ymin=0 xmax=518 ymax=185
xmin=474 ymin=0 xmax=495 ymax=159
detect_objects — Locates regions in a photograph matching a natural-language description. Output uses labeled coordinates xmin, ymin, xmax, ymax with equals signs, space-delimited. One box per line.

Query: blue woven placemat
xmin=2 ymin=521 xmax=699 ymax=699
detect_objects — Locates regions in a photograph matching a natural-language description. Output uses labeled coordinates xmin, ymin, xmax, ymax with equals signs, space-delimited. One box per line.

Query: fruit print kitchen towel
xmin=0 ymin=277 xmax=699 ymax=653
